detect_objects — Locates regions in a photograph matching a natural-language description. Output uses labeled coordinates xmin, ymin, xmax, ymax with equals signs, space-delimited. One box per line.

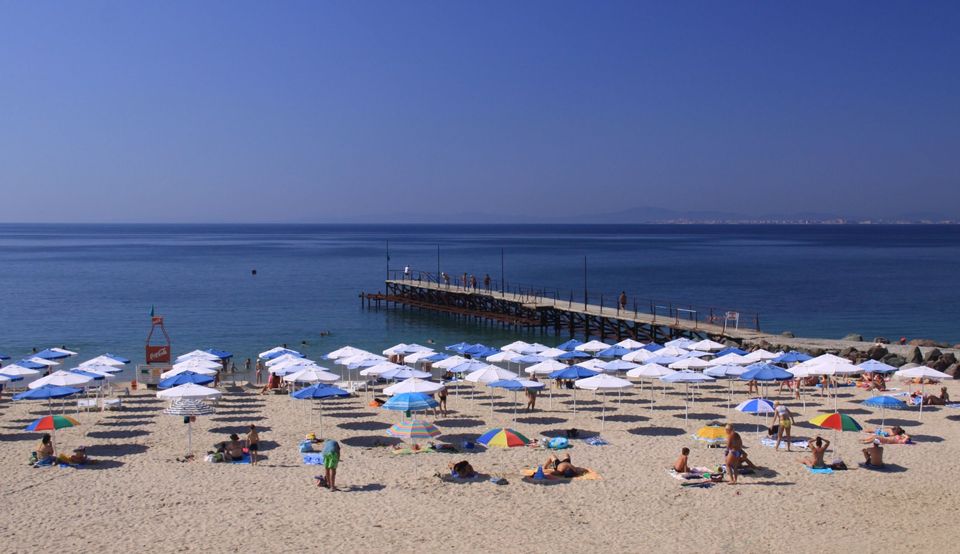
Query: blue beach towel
xmin=806 ymin=466 xmax=834 ymax=474
xmin=231 ymin=453 xmax=251 ymax=464
xmin=584 ymin=436 xmax=609 ymax=446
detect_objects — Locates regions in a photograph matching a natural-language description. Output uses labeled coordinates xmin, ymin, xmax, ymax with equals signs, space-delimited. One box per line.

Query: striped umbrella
xmin=736 ymin=397 xmax=776 ymax=435
xmin=477 ymin=428 xmax=530 ymax=448
xmin=25 ymin=414 xmax=80 ymax=432
xmin=164 ymin=399 xmax=215 ymax=455
xmin=809 ymin=412 xmax=862 ymax=432
xmin=386 ymin=419 xmax=441 ymax=442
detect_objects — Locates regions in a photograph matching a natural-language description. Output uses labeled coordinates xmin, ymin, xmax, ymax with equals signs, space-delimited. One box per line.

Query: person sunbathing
xmin=862 ymin=439 xmax=885 ymax=467
xmin=544 ymin=454 xmax=586 ymax=478
xmin=449 ymin=460 xmax=476 ymax=479
xmin=224 ymin=434 xmax=245 ymax=461
xmin=870 ymin=374 xmax=887 ymax=392
xmin=922 ymin=387 xmax=950 ymax=406
xmin=673 ymin=447 xmax=690 ymax=473
xmin=801 ymin=436 xmax=831 ymax=468
xmin=67 ymin=446 xmax=88 ymax=465
xmin=862 ymin=433 xmax=911 ymax=445
xmin=35 ymin=433 xmax=55 ymax=463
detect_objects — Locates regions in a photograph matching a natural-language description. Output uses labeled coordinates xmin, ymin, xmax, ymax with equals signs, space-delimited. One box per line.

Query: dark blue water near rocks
xmin=0 ymin=224 xmax=957 ymax=366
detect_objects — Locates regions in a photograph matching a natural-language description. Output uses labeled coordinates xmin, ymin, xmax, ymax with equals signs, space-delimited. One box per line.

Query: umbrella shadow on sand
xmin=69 ymin=459 xmax=126 ymax=471
xmin=87 ymin=429 xmax=151 ymax=439
xmin=85 ymin=443 xmax=148 ymax=457
xmin=341 ymin=435 xmax=402 ymax=448
xmin=207 ymin=424 xmax=273 ymax=434
xmin=210 ymin=415 xmax=266 ymax=423
xmin=603 ymin=414 xmax=648 ymax=423
xmin=341 ymin=483 xmax=387 ymax=492
xmin=871 ymin=417 xmax=922 ymax=427
xmin=0 ymin=432 xmax=37 ymax=442
xmin=541 ymin=428 xmax=599 ymax=439
xmin=515 ymin=416 xmax=568 ymax=426
xmin=671 ymin=412 xmax=725 ymax=422
xmin=437 ymin=418 xmax=486 ymax=428
xmin=627 ymin=426 xmax=684 ymax=437
xmin=338 ymin=421 xmax=391 ymax=431
xmin=908 ymin=434 xmax=944 ymax=443
xmin=101 ymin=419 xmax=154 ymax=427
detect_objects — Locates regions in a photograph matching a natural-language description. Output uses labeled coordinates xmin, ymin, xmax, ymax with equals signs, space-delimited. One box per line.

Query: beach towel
xmin=858 ymin=462 xmax=896 ymax=472
xmin=760 ymin=437 xmax=809 ymax=450
xmin=439 ymin=472 xmax=488 ymax=483
xmin=945 ymin=403 xmax=960 ymax=409
xmin=667 ymin=467 xmax=715 ymax=480
xmin=230 ymin=453 xmax=251 ymax=464
xmin=302 ymin=453 xmax=325 ymax=465
xmin=806 ymin=466 xmax=834 ymax=474
xmin=521 ymin=467 xmax=602 ymax=481
xmin=390 ymin=447 xmax=435 ymax=455
xmin=584 ymin=436 xmax=609 ymax=446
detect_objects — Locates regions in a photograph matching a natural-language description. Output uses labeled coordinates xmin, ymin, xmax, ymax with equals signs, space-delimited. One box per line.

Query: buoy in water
xmin=251 ymin=269 xmax=257 ymax=276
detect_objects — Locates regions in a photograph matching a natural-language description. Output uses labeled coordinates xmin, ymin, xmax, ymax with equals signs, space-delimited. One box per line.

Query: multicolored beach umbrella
xmin=25 ymin=414 xmax=80 ymax=432
xmin=809 ymin=412 xmax=862 ymax=432
xmin=386 ymin=419 xmax=441 ymax=441
xmin=477 ymin=428 xmax=530 ymax=448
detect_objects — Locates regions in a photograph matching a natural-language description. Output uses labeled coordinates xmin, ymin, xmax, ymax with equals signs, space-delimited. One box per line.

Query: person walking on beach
xmin=771 ymin=402 xmax=795 ymax=451
xmin=724 ymin=424 xmax=743 ymax=484
xmin=618 ymin=291 xmax=627 ymax=313
xmin=322 ymin=439 xmax=341 ymax=491
xmin=255 ymin=360 xmax=264 ymax=385
xmin=436 ymin=386 xmax=448 ymax=417
xmin=525 ymin=387 xmax=538 ymax=411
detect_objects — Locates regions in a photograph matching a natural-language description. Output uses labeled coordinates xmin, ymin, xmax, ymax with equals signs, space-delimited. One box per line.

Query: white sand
xmin=1 ymin=379 xmax=956 ymax=553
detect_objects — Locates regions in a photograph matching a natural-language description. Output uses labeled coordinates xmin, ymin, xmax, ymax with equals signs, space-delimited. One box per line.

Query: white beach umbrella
xmin=615 ymin=338 xmax=645 ymax=349
xmin=524 ymin=359 xmax=567 ymax=376
xmin=176 ymin=350 xmax=221 ymax=363
xmin=79 ymin=356 xmax=126 ymax=369
xmin=50 ymin=347 xmax=78 ymax=357
xmin=690 ymin=339 xmax=727 ymax=352
xmin=157 ymin=383 xmax=222 ymax=401
xmin=486 ymin=350 xmax=521 ymax=363
xmin=433 ymin=356 xmax=468 ymax=370
xmin=259 ymin=346 xmax=301 ymax=359
xmin=575 ymin=340 xmax=611 ymax=354
xmin=668 ymin=357 xmax=712 ymax=370
xmin=626 ymin=363 xmax=676 ymax=411
xmin=358 ymin=362 xmax=407 ymax=377
xmin=574 ymin=358 xmax=607 ymax=372
xmin=500 ymin=341 xmax=532 ymax=353
xmin=1 ymin=364 xmax=42 ymax=378
xmin=28 ymin=370 xmax=92 ymax=389
xmin=383 ymin=378 xmax=444 ymax=396
xmin=664 ymin=338 xmax=697 ymax=348
xmin=894 ymin=365 xmax=953 ymax=420
xmin=575 ymin=374 xmax=634 ymax=430
xmin=401 ymin=350 xmax=437 ymax=365
xmin=537 ymin=347 xmax=568 ymax=359
xmin=465 ymin=365 xmax=518 ymax=383
xmin=740 ymin=349 xmax=780 ymax=364
xmin=325 ymin=346 xmax=369 ymax=360
xmin=622 ymin=349 xmax=659 ymax=363
xmin=283 ymin=367 xmax=339 ymax=384
xmin=172 ymin=357 xmax=222 ymax=370
xmin=660 ymin=370 xmax=715 ymax=425
xmin=266 ymin=353 xmax=309 ymax=367
xmin=655 ymin=346 xmax=691 ymax=358
xmin=25 ymin=357 xmax=60 ymax=367
xmin=519 ymin=343 xmax=549 ymax=355
xmin=706 ymin=353 xmax=749 ymax=367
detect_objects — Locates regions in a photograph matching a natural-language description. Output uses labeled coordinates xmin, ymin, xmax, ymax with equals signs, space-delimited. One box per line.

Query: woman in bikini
xmin=771 ymin=402 xmax=795 ymax=451
xmin=543 ymin=454 xmax=586 ymax=478
xmin=801 ymin=436 xmax=831 ymax=468
xmin=724 ymin=424 xmax=744 ymax=484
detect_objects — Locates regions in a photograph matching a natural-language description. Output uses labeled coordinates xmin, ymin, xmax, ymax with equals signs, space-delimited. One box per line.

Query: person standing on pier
xmin=470 ymin=274 xmax=477 ymax=290
xmin=484 ymin=274 xmax=491 ymax=290
xmin=619 ymin=291 xmax=627 ymax=313
xmin=461 ymin=272 xmax=468 ymax=289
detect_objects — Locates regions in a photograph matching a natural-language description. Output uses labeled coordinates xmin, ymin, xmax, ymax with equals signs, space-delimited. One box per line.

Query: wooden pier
xmin=361 ymin=270 xmax=765 ymax=344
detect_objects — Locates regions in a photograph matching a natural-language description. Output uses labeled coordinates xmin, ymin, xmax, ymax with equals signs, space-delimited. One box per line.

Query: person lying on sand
xmin=862 ymin=439 xmax=885 ymax=467
xmin=861 ymin=433 xmax=911 ymax=445
xmin=544 ymin=454 xmax=586 ymax=478
xmin=801 ymin=436 xmax=830 ymax=468
xmin=449 ymin=460 xmax=476 ymax=479
xmin=673 ymin=447 xmax=690 ymax=473
xmin=922 ymin=387 xmax=950 ymax=406
xmin=866 ymin=426 xmax=905 ymax=438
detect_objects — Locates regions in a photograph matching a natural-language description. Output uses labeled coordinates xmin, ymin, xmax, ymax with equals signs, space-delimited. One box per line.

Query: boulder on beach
xmin=843 ymin=333 xmax=864 ymax=342
xmin=872 ymin=337 xmax=890 ymax=344
xmin=942 ymin=353 xmax=957 ymax=366
xmin=923 ymin=349 xmax=942 ymax=363
xmin=840 ymin=347 xmax=860 ymax=360
xmin=909 ymin=338 xmax=938 ymax=347
xmin=780 ymin=331 xmax=795 ymax=338
xmin=883 ymin=354 xmax=906 ymax=367
xmin=946 ymin=363 xmax=960 ymax=378
xmin=807 ymin=348 xmax=826 ymax=357
xmin=932 ymin=359 xmax=949 ymax=371
xmin=906 ymin=347 xmax=924 ymax=365
xmin=866 ymin=345 xmax=888 ymax=361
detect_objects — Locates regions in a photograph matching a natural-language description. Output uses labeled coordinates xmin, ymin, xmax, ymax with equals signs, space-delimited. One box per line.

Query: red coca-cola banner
xmin=146 ymin=345 xmax=170 ymax=363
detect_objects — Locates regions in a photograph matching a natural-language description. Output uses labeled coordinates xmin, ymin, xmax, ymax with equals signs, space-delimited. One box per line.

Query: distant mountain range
xmin=312 ymin=207 xmax=958 ymax=225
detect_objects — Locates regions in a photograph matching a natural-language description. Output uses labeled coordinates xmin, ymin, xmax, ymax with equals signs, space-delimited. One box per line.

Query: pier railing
xmin=387 ymin=268 xmax=761 ymax=332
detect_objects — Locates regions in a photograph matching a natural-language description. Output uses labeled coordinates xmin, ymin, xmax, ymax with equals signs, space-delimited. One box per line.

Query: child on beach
xmin=321 ymin=439 xmax=340 ymax=491
xmin=246 ymin=424 xmax=260 ymax=465
xmin=673 ymin=447 xmax=690 ymax=473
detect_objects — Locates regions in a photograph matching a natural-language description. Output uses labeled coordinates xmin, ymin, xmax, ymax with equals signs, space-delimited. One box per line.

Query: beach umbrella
xmin=690 ymin=339 xmax=727 ymax=352
xmin=69 ymin=368 xmax=112 ymax=382
xmin=383 ymin=392 xmax=438 ymax=415
xmin=25 ymin=414 xmax=80 ymax=432
xmin=486 ymin=350 xmax=521 ymax=364
xmin=163 ymin=398 xmax=214 ymax=455
xmin=266 ymin=353 xmax=311 ymax=368
xmin=422 ymin=353 xmax=450 ymax=364
xmin=556 ymin=339 xmax=583 ymax=351
xmin=0 ymin=374 xmax=13 ymax=384
xmin=465 ymin=365 xmax=518 ymax=383
xmin=1 ymin=364 xmax=42 ymax=384
xmin=487 ymin=379 xmax=544 ymax=420
xmin=857 ymin=359 xmax=898 ymax=374
xmin=596 ymin=345 xmax=633 ymax=359
xmin=477 ymin=428 xmax=530 ymax=448
xmin=615 ymin=339 xmax=645 ymax=349
xmin=545 ymin=365 xmax=598 ymax=413
xmin=862 ymin=395 xmax=908 ymax=427
xmin=893 ymin=365 xmax=953 ymax=420
xmin=715 ymin=347 xmax=748 ymax=357
xmin=462 ymin=343 xmax=494 ymax=357
xmin=291 ymin=384 xmax=351 ymax=435
xmin=386 ymin=419 xmax=441 ymax=442
xmin=739 ymin=363 xmax=794 ymax=382
xmin=736 ymin=397 xmax=776 ymax=435
xmin=622 ymin=349 xmax=658 ymax=363
xmin=500 ymin=340 xmax=532 ymax=353
xmin=433 ymin=356 xmax=468 ymax=370
xmin=78 ymin=362 xmax=124 ymax=374
xmin=28 ymin=370 xmax=92 ymax=390
xmin=575 ymin=374 xmax=633 ymax=430
xmin=359 ymin=362 xmax=406 ymax=376
xmin=694 ymin=425 xmax=727 ymax=445
xmin=525 ymin=359 xmax=567 ymax=409
xmin=809 ymin=412 xmax=862 ymax=431
xmin=33 ymin=348 xmax=75 ymax=360
xmin=772 ymin=351 xmax=813 ymax=364
xmin=575 ymin=340 xmax=611 ymax=354
xmin=706 ymin=353 xmax=749 ymax=367
xmin=573 ymin=358 xmax=607 ymax=372
xmin=14 ymin=384 xmax=82 ymax=401
xmin=642 ymin=343 xmax=665 ymax=352
xmin=325 ymin=346 xmax=367 ymax=360
xmin=665 ymin=338 xmax=696 ymax=348
xmin=740 ymin=349 xmax=780 ymax=364
xmin=157 ymin=383 xmax=222 ymax=401
xmin=172 ymin=358 xmax=222 ymax=371
xmin=204 ymin=348 xmax=232 ymax=359
xmin=556 ymin=350 xmax=591 ymax=362
xmin=176 ymin=350 xmax=221 ymax=363
xmin=514 ymin=354 xmax=546 ymax=365
xmin=600 ymin=359 xmax=640 ymax=373
xmin=626 ymin=363 xmax=675 ymax=410
xmin=283 ymin=367 xmax=340 ymax=385
xmin=656 ymin=346 xmax=691 ymax=358
xmin=25 ymin=357 xmax=60 ymax=367
xmin=161 ymin=365 xmax=218 ymax=379
xmin=158 ymin=371 xmax=215 ymax=389
xmin=536 ymin=347 xmax=567 ymax=359
xmin=379 ymin=367 xmax=432 ymax=380
xmin=669 ymin=358 xmax=711 ymax=371
xmin=13 ymin=360 xmax=48 ymax=370
xmin=661 ymin=370 xmax=715 ymax=425
xmin=446 ymin=341 xmax=473 ymax=353
xmin=260 ymin=346 xmax=303 ymax=360
xmin=705 ymin=364 xmax=749 ymax=411
xmin=402 ymin=350 xmax=438 ymax=365
xmin=383 ymin=378 xmax=444 ymax=396
xmin=518 ymin=343 xmax=549 ymax=355
xmin=451 ymin=360 xmax=492 ymax=374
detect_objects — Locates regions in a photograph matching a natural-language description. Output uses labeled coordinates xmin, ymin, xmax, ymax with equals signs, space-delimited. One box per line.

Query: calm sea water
xmin=0 ymin=224 xmax=957 ymax=370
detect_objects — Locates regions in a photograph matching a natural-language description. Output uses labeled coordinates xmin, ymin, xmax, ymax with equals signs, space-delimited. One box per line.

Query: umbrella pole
xmin=187 ymin=420 xmax=192 ymax=456
xmin=919 ymin=383 xmax=925 ymax=421
xmin=320 ymin=400 xmax=324 ymax=438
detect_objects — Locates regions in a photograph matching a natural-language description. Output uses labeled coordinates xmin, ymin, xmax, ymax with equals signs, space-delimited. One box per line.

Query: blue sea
xmin=0 ymin=224 xmax=957 ymax=368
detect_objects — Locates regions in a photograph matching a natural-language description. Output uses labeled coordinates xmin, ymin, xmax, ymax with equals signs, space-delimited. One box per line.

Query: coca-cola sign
xmin=146 ymin=345 xmax=170 ymax=363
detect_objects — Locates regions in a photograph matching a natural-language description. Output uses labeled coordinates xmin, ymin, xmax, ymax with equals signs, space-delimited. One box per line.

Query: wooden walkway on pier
xmin=362 ymin=276 xmax=765 ymax=344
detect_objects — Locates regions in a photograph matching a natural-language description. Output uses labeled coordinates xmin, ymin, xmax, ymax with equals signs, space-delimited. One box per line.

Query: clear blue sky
xmin=1 ymin=1 xmax=957 ymax=222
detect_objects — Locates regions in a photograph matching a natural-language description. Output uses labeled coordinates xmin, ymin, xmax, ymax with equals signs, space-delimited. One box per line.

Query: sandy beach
xmin=1 ymin=369 xmax=956 ymax=554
